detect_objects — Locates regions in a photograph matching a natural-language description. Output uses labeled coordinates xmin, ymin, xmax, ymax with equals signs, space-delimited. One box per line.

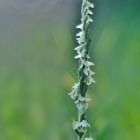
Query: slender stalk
xmin=68 ymin=0 xmax=95 ymax=140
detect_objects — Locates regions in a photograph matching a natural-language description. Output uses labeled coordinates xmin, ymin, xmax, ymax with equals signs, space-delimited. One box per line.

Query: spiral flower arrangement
xmin=68 ymin=0 xmax=95 ymax=140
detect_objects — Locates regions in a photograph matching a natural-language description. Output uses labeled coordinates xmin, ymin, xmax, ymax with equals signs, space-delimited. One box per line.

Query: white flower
xmin=75 ymin=95 xmax=91 ymax=114
xmin=90 ymin=70 xmax=95 ymax=75
xmin=74 ymin=44 xmax=86 ymax=51
xmin=87 ymin=10 xmax=93 ymax=15
xmin=80 ymin=120 xmax=90 ymax=128
xmin=68 ymin=82 xmax=80 ymax=100
xmin=86 ymin=15 xmax=93 ymax=24
xmin=85 ymin=138 xmax=94 ymax=140
xmin=75 ymin=48 xmax=86 ymax=59
xmin=74 ymin=54 xmax=82 ymax=59
xmin=77 ymin=102 xmax=88 ymax=114
xmin=84 ymin=67 xmax=95 ymax=76
xmin=76 ymin=23 xmax=84 ymax=30
xmin=83 ymin=60 xmax=94 ymax=67
xmin=73 ymin=120 xmax=90 ymax=131
xmin=86 ymin=1 xmax=94 ymax=8
xmin=86 ymin=77 xmax=96 ymax=85
xmin=76 ymin=31 xmax=85 ymax=37
xmin=73 ymin=121 xmax=80 ymax=130
xmin=76 ymin=35 xmax=85 ymax=44
xmin=83 ymin=67 xmax=89 ymax=76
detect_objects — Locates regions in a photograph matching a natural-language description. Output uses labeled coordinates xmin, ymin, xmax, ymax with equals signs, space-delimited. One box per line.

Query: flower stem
xmin=68 ymin=0 xmax=95 ymax=140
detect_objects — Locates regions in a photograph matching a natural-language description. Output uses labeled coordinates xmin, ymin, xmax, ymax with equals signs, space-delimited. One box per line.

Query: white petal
xmin=80 ymin=120 xmax=90 ymax=128
xmin=87 ymin=15 xmax=93 ymax=23
xmin=76 ymin=23 xmax=83 ymax=30
xmin=74 ymin=44 xmax=85 ymax=51
xmin=84 ymin=68 xmax=89 ymax=75
xmin=68 ymin=83 xmax=80 ymax=100
xmin=84 ymin=61 xmax=94 ymax=67
xmin=76 ymin=102 xmax=88 ymax=114
xmin=87 ymin=2 xmax=94 ymax=8
xmin=76 ymin=35 xmax=85 ymax=44
xmin=76 ymin=31 xmax=84 ymax=37
xmin=90 ymin=70 xmax=95 ymax=75
xmin=73 ymin=121 xmax=80 ymax=130
xmin=86 ymin=77 xmax=96 ymax=85
xmin=74 ymin=54 xmax=82 ymax=59
xmin=72 ymin=82 xmax=79 ymax=89
xmin=88 ymin=10 xmax=93 ymax=15
xmin=85 ymin=138 xmax=93 ymax=140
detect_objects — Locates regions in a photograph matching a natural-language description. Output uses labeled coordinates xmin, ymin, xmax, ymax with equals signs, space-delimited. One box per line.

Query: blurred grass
xmin=0 ymin=0 xmax=140 ymax=140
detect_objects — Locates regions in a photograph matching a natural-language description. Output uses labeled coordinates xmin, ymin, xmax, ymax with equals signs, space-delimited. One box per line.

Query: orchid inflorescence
xmin=68 ymin=0 xmax=95 ymax=140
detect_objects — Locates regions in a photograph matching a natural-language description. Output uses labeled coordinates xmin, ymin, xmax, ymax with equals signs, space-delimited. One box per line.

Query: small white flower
xmin=85 ymin=138 xmax=94 ymax=140
xmin=80 ymin=48 xmax=86 ymax=57
xmin=75 ymin=48 xmax=86 ymax=59
xmin=68 ymin=89 xmax=77 ymax=100
xmin=76 ymin=23 xmax=84 ymax=30
xmin=75 ymin=45 xmax=83 ymax=51
xmin=75 ymin=95 xmax=91 ymax=114
xmin=83 ymin=60 xmax=94 ymax=67
xmin=73 ymin=82 xmax=80 ymax=89
xmin=86 ymin=15 xmax=93 ymax=24
xmin=87 ymin=1 xmax=94 ymax=8
xmin=73 ymin=120 xmax=90 ymax=131
xmin=87 ymin=10 xmax=93 ymax=15
xmin=74 ymin=43 xmax=86 ymax=51
xmin=76 ymin=35 xmax=85 ymax=44
xmin=83 ymin=67 xmax=89 ymax=76
xmin=75 ymin=54 xmax=82 ymax=59
xmin=77 ymin=102 xmax=88 ymax=114
xmin=73 ymin=121 xmax=80 ymax=130
xmin=68 ymin=83 xmax=80 ymax=100
xmin=75 ymin=95 xmax=91 ymax=103
xmin=80 ymin=120 xmax=90 ymax=128
xmin=76 ymin=31 xmax=85 ymax=37
xmin=86 ymin=77 xmax=96 ymax=85
xmin=84 ymin=67 xmax=95 ymax=76
xmin=90 ymin=70 xmax=95 ymax=75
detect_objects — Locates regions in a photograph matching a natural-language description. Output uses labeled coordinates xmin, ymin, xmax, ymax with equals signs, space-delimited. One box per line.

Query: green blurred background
xmin=0 ymin=0 xmax=140 ymax=140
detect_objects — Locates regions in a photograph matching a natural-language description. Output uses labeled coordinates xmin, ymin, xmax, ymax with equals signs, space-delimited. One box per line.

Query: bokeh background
xmin=0 ymin=0 xmax=140 ymax=140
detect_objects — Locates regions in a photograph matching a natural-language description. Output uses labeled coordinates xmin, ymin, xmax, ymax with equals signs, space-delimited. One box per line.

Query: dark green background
xmin=0 ymin=0 xmax=140 ymax=139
